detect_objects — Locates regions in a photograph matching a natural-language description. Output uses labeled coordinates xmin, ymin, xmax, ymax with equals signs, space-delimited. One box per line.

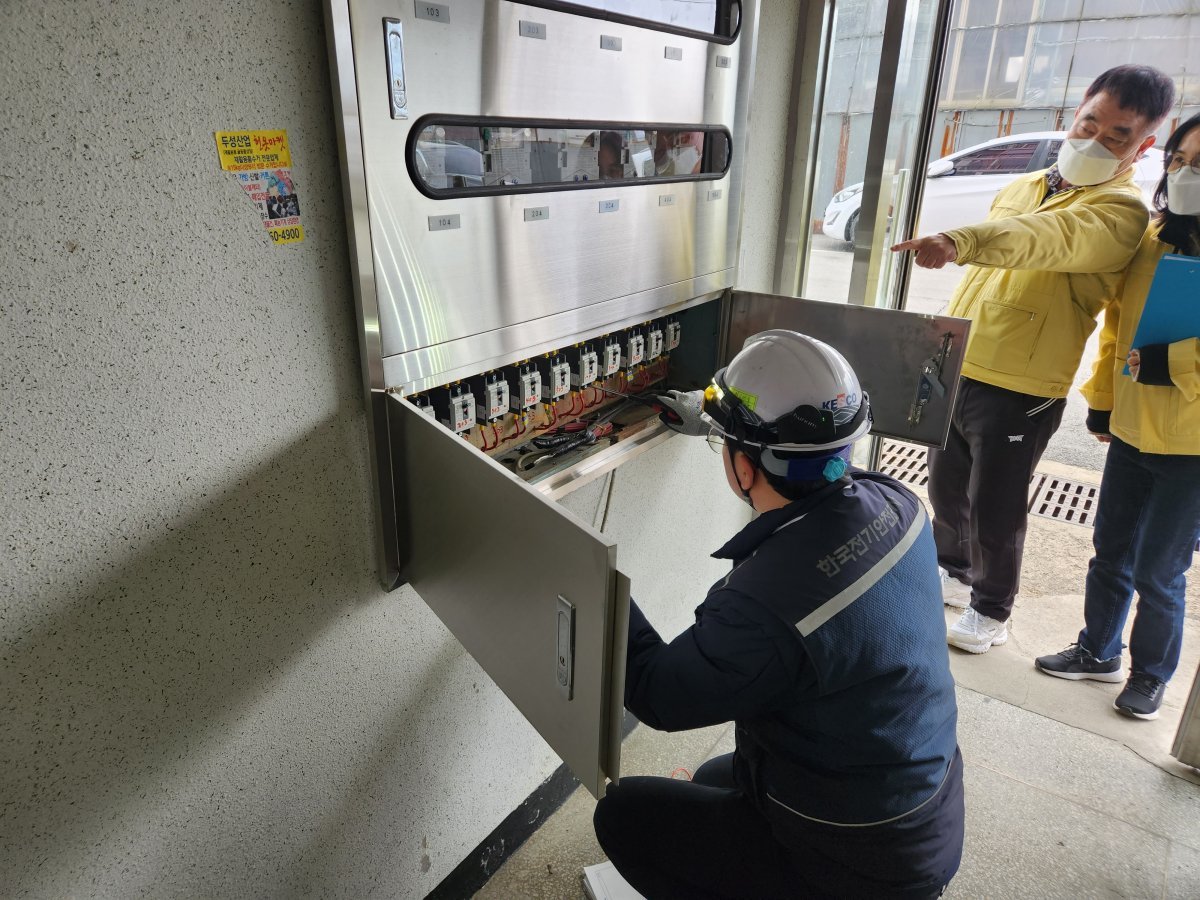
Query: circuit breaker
xmin=536 ymin=354 xmax=571 ymax=402
xmin=411 ymin=394 xmax=437 ymax=419
xmin=646 ymin=322 xmax=664 ymax=361
xmin=470 ymin=371 xmax=510 ymax=422
xmin=666 ymin=317 xmax=682 ymax=351
xmin=566 ymin=342 xmax=599 ymax=388
xmin=602 ymin=337 xmax=622 ymax=377
xmin=504 ymin=362 xmax=542 ymax=411
xmin=431 ymin=384 xmax=476 ymax=433
xmin=621 ymin=328 xmax=645 ymax=371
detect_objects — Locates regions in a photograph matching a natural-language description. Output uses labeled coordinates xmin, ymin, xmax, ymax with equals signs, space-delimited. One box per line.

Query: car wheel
xmin=844 ymin=211 xmax=858 ymax=246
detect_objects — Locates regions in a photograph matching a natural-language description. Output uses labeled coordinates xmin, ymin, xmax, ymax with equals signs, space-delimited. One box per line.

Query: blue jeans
xmin=1080 ymin=437 xmax=1200 ymax=683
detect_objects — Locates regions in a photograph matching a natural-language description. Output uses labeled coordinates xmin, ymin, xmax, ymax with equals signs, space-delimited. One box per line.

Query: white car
xmin=821 ymin=131 xmax=1165 ymax=246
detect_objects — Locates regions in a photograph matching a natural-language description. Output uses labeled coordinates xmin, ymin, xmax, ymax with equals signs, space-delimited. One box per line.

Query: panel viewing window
xmin=510 ymin=0 xmax=741 ymax=42
xmin=409 ymin=119 xmax=732 ymax=197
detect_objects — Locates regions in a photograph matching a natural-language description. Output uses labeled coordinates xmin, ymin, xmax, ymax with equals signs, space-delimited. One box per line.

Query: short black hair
xmin=726 ymin=441 xmax=840 ymax=502
xmin=1084 ymin=65 xmax=1175 ymax=128
xmin=1154 ymin=113 xmax=1200 ymax=256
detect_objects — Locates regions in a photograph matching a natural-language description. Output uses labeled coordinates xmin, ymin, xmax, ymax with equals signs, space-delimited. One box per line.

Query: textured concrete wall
xmin=0 ymin=1 xmax=790 ymax=897
xmin=0 ymin=2 xmax=564 ymax=896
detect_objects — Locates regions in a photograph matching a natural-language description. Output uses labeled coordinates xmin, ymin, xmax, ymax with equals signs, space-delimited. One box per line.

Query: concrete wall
xmin=0 ymin=1 xmax=795 ymax=896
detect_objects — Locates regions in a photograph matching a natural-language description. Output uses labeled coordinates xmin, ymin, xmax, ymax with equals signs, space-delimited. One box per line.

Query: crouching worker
xmin=593 ymin=331 xmax=964 ymax=899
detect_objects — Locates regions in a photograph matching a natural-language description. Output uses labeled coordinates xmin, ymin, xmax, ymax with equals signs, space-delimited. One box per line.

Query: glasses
xmin=1166 ymin=158 xmax=1200 ymax=176
xmin=706 ymin=427 xmax=726 ymax=454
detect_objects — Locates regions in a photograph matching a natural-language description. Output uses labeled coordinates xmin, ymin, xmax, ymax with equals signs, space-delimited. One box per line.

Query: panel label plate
xmin=414 ymin=2 xmax=449 ymax=22
xmin=600 ymin=35 xmax=622 ymax=51
xmin=519 ymin=20 xmax=547 ymax=39
xmin=428 ymin=214 xmax=461 ymax=231
xmin=598 ymin=200 xmax=619 ymax=214
xmin=664 ymin=46 xmax=683 ymax=61
xmin=524 ymin=206 xmax=550 ymax=222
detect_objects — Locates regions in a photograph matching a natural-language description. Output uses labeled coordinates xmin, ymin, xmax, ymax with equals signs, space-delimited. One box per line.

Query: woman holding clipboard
xmin=1035 ymin=114 xmax=1200 ymax=720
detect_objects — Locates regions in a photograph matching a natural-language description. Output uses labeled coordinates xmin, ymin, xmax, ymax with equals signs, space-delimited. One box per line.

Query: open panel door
xmin=389 ymin=395 xmax=628 ymax=799
xmin=727 ymin=292 xmax=970 ymax=447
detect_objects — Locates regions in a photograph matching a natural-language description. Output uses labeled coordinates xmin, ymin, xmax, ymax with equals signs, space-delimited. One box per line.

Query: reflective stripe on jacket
xmin=1081 ymin=221 xmax=1200 ymax=455
xmin=942 ymin=167 xmax=1148 ymax=398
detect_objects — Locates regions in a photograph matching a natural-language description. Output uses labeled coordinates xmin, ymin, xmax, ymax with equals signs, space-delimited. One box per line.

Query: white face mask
xmin=1167 ymin=167 xmax=1200 ymax=216
xmin=1057 ymin=138 xmax=1124 ymax=186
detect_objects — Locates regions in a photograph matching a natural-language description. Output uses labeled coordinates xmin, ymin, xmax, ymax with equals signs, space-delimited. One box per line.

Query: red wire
xmin=492 ymin=422 xmax=500 ymax=446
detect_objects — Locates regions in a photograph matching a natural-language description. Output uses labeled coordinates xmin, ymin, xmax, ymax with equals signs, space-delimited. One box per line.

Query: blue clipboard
xmin=1123 ymin=253 xmax=1200 ymax=375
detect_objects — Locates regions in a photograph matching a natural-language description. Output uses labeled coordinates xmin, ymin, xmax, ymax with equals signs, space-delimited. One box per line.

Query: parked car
xmin=821 ymin=131 xmax=1165 ymax=246
xmin=414 ymin=140 xmax=486 ymax=188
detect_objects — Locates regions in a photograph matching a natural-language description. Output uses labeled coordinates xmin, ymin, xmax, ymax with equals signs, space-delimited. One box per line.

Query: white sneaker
xmin=938 ymin=567 xmax=972 ymax=609
xmin=947 ymin=608 xmax=1008 ymax=654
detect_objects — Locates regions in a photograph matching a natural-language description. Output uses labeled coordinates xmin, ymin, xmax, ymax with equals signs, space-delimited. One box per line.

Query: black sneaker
xmin=1114 ymin=673 xmax=1165 ymax=720
xmin=1034 ymin=643 xmax=1123 ymax=683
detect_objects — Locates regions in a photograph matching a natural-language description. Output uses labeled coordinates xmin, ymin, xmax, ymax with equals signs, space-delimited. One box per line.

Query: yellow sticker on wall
xmin=218 ymin=130 xmax=305 ymax=245
xmin=215 ymin=129 xmax=293 ymax=171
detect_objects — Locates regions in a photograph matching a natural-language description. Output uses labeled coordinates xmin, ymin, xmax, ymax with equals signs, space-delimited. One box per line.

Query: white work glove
xmin=655 ymin=389 xmax=708 ymax=436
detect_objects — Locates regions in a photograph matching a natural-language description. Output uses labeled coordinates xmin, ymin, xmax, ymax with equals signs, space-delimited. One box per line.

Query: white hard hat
xmin=702 ymin=330 xmax=871 ymax=455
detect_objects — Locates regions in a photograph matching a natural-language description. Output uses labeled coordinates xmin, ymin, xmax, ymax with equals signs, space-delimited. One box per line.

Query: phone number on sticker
xmin=269 ymin=225 xmax=304 ymax=245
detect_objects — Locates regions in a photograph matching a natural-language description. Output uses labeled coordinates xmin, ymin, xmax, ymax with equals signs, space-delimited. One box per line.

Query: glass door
xmin=775 ymin=0 xmax=955 ymax=312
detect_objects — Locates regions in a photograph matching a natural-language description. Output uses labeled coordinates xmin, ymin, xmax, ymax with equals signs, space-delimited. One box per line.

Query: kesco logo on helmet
xmin=821 ymin=391 xmax=860 ymax=425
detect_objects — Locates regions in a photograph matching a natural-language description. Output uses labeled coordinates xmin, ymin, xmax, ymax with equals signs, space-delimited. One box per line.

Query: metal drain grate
xmin=879 ymin=440 xmax=929 ymax=487
xmin=879 ymin=440 xmax=1199 ymax=551
xmin=1027 ymin=474 xmax=1100 ymax=526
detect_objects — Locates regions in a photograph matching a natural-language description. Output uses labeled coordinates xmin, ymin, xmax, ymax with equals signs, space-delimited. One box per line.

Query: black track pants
xmin=593 ymin=752 xmax=960 ymax=899
xmin=927 ymin=377 xmax=1065 ymax=622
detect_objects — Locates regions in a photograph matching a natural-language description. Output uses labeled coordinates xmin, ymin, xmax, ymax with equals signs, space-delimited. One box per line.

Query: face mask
xmin=1167 ymin=167 xmax=1200 ymax=216
xmin=1057 ymin=138 xmax=1124 ymax=186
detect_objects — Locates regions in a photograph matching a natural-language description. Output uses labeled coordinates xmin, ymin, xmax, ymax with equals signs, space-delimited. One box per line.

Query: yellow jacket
xmin=1081 ymin=222 xmax=1200 ymax=455
xmin=943 ymin=168 xmax=1148 ymax=398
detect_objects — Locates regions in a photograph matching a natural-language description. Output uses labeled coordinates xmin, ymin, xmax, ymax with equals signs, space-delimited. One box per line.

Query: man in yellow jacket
xmin=893 ymin=65 xmax=1176 ymax=654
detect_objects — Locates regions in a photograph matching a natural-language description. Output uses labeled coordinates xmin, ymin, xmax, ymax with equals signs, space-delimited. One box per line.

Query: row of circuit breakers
xmin=411 ymin=317 xmax=682 ymax=434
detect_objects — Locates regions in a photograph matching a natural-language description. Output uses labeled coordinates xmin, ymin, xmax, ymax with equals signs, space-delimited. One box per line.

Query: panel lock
xmin=556 ymin=595 xmax=575 ymax=700
xmin=908 ymin=332 xmax=954 ymax=428
xmin=383 ymin=19 xmax=408 ymax=120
